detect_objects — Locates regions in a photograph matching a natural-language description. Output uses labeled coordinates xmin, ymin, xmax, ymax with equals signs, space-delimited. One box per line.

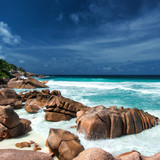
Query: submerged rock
xmin=0 ymin=149 xmax=53 ymax=160
xmin=46 ymin=128 xmax=84 ymax=160
xmin=0 ymin=105 xmax=31 ymax=141
xmin=76 ymin=105 xmax=159 ymax=139
xmin=7 ymin=76 xmax=48 ymax=89
xmin=0 ymin=88 xmax=22 ymax=109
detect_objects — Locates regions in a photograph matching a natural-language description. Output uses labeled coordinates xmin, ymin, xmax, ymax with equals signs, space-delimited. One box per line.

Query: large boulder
xmin=76 ymin=105 xmax=159 ymax=140
xmin=7 ymin=77 xmax=48 ymax=89
xmin=46 ymin=128 xmax=84 ymax=160
xmin=0 ymin=149 xmax=53 ymax=160
xmin=73 ymin=148 xmax=115 ymax=160
xmin=0 ymin=88 xmax=22 ymax=109
xmin=0 ymin=105 xmax=31 ymax=141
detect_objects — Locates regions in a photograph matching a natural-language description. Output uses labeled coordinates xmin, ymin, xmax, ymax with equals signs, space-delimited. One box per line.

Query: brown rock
xmin=25 ymin=105 xmax=41 ymax=113
xmin=34 ymin=143 xmax=39 ymax=148
xmin=141 ymin=152 xmax=160 ymax=160
xmin=116 ymin=150 xmax=141 ymax=160
xmin=21 ymin=89 xmax=88 ymax=121
xmin=30 ymin=140 xmax=35 ymax=144
xmin=0 ymin=105 xmax=20 ymax=128
xmin=125 ymin=111 xmax=135 ymax=135
xmin=70 ymin=126 xmax=77 ymax=128
xmin=0 ymin=149 xmax=53 ymax=160
xmin=46 ymin=128 xmax=84 ymax=160
xmin=44 ymin=95 xmax=88 ymax=122
xmin=7 ymin=119 xmax=31 ymax=138
xmin=76 ymin=105 xmax=159 ymax=140
xmin=33 ymin=147 xmax=41 ymax=151
xmin=15 ymin=142 xmax=31 ymax=148
xmin=73 ymin=148 xmax=115 ymax=160
xmin=116 ymin=150 xmax=160 ymax=160
xmin=7 ymin=77 xmax=48 ymax=89
xmin=0 ymin=88 xmax=22 ymax=109
xmin=45 ymin=112 xmax=72 ymax=122
xmin=0 ymin=123 xmax=9 ymax=139
xmin=0 ymin=106 xmax=31 ymax=140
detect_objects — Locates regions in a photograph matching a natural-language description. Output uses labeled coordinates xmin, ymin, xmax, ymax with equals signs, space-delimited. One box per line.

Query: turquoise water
xmin=14 ymin=76 xmax=160 ymax=156
xmin=41 ymin=76 xmax=160 ymax=111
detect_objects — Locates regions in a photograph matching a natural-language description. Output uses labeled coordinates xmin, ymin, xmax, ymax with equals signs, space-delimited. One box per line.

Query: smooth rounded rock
xmin=73 ymin=148 xmax=115 ymax=160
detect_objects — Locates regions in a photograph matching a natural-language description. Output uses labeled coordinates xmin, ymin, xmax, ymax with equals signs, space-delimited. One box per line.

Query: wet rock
xmin=44 ymin=95 xmax=88 ymax=122
xmin=21 ymin=89 xmax=88 ymax=122
xmin=29 ymin=140 xmax=35 ymax=144
xmin=45 ymin=112 xmax=72 ymax=122
xmin=0 ymin=149 xmax=53 ymax=160
xmin=0 ymin=88 xmax=22 ymax=109
xmin=76 ymin=105 xmax=159 ymax=139
xmin=33 ymin=147 xmax=41 ymax=151
xmin=46 ymin=128 xmax=84 ymax=160
xmin=0 ymin=105 xmax=31 ymax=141
xmin=7 ymin=77 xmax=48 ymax=89
xmin=25 ymin=105 xmax=41 ymax=113
xmin=15 ymin=142 xmax=31 ymax=148
xmin=116 ymin=150 xmax=160 ymax=160
xmin=73 ymin=148 xmax=115 ymax=160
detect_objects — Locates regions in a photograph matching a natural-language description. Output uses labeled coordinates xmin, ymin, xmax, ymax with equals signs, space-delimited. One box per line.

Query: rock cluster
xmin=0 ymin=105 xmax=31 ymax=141
xmin=0 ymin=88 xmax=22 ymax=109
xmin=76 ymin=105 xmax=159 ymax=139
xmin=21 ymin=89 xmax=88 ymax=121
xmin=22 ymin=89 xmax=61 ymax=113
xmin=44 ymin=95 xmax=88 ymax=122
xmin=0 ymin=149 xmax=53 ymax=160
xmin=7 ymin=76 xmax=48 ymax=89
xmin=46 ymin=128 xmax=84 ymax=160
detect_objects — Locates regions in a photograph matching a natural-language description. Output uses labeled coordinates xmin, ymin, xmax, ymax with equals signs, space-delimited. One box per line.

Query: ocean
xmin=1 ymin=76 xmax=160 ymax=157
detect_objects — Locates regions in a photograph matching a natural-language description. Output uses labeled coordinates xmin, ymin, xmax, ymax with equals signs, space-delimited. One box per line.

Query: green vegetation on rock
xmin=0 ymin=59 xmax=25 ymax=80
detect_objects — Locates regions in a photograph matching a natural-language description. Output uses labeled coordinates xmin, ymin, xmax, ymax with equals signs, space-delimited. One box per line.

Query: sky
xmin=0 ymin=0 xmax=160 ymax=75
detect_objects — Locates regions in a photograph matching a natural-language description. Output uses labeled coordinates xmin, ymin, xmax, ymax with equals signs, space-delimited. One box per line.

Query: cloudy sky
xmin=0 ymin=0 xmax=160 ymax=75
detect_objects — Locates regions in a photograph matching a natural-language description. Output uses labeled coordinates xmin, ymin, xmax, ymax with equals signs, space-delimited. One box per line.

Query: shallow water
xmin=1 ymin=76 xmax=160 ymax=156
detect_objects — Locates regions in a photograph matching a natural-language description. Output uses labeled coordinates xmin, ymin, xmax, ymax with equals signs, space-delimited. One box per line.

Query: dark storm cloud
xmin=0 ymin=0 xmax=160 ymax=74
